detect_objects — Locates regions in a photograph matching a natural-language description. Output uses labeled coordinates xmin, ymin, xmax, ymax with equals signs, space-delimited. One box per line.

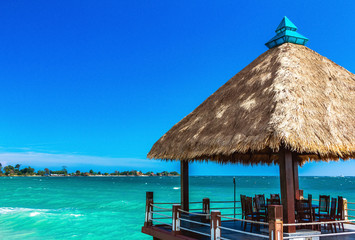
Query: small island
xmin=0 ymin=163 xmax=179 ymax=177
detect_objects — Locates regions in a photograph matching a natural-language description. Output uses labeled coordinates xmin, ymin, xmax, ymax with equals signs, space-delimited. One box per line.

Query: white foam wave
xmin=0 ymin=207 xmax=48 ymax=214
xmin=70 ymin=214 xmax=83 ymax=217
xmin=30 ymin=212 xmax=41 ymax=217
xmin=0 ymin=207 xmax=81 ymax=218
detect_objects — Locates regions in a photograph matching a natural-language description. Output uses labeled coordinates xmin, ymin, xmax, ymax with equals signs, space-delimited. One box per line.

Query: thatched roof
xmin=148 ymin=43 xmax=355 ymax=165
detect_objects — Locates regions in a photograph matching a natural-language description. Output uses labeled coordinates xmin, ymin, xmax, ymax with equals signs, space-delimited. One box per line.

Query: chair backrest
xmin=270 ymin=194 xmax=280 ymax=205
xmin=295 ymin=199 xmax=312 ymax=221
xmin=270 ymin=194 xmax=280 ymax=200
xmin=330 ymin=198 xmax=337 ymax=218
xmin=240 ymin=194 xmax=246 ymax=214
xmin=255 ymin=194 xmax=266 ymax=212
xmin=245 ymin=197 xmax=253 ymax=215
xmin=337 ymin=196 xmax=344 ymax=219
xmin=296 ymin=199 xmax=311 ymax=210
xmin=319 ymin=195 xmax=330 ymax=214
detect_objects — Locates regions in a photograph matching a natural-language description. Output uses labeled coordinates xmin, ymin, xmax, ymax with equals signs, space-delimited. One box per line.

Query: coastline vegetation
xmin=0 ymin=163 xmax=179 ymax=177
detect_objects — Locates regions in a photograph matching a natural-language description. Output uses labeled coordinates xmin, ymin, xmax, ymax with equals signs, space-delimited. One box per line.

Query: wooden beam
xmin=279 ymin=149 xmax=296 ymax=233
xmin=292 ymin=153 xmax=300 ymax=200
xmin=181 ymin=161 xmax=189 ymax=211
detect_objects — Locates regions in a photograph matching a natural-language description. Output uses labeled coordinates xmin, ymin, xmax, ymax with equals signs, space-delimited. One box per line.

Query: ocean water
xmin=0 ymin=176 xmax=354 ymax=240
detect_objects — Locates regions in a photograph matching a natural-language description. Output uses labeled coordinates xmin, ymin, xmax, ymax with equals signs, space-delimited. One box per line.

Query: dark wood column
xmin=180 ymin=161 xmax=189 ymax=211
xmin=279 ymin=149 xmax=296 ymax=233
xmin=292 ymin=153 xmax=300 ymax=200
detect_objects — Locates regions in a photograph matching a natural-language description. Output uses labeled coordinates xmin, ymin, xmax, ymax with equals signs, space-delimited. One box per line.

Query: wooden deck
xmin=142 ymin=221 xmax=355 ymax=240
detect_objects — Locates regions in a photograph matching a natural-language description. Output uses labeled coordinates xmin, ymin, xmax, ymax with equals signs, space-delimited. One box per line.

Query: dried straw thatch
xmin=148 ymin=43 xmax=355 ymax=165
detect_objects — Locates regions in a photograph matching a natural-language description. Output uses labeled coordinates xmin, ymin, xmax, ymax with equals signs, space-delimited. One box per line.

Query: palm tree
xmin=62 ymin=166 xmax=68 ymax=175
xmin=14 ymin=164 xmax=21 ymax=174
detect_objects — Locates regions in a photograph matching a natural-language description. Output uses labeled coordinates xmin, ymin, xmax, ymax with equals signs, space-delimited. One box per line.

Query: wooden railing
xmin=144 ymin=192 xmax=279 ymax=240
xmin=144 ymin=192 xmax=355 ymax=240
xmin=345 ymin=199 xmax=355 ymax=219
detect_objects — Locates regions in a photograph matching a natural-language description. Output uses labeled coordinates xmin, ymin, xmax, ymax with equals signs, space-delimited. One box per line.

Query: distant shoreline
xmin=0 ymin=164 xmax=180 ymax=177
xmin=1 ymin=175 xmax=353 ymax=177
xmin=0 ymin=175 xmax=181 ymax=177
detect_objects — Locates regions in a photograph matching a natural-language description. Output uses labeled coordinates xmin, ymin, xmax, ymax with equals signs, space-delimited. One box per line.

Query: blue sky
xmin=0 ymin=0 xmax=354 ymax=175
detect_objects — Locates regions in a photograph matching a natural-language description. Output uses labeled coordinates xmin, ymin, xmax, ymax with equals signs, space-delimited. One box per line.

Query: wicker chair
xmin=244 ymin=197 xmax=264 ymax=232
xmin=315 ymin=195 xmax=330 ymax=220
xmin=322 ymin=197 xmax=337 ymax=233
xmin=336 ymin=196 xmax=345 ymax=232
xmin=254 ymin=195 xmax=266 ymax=212
xmin=254 ymin=195 xmax=267 ymax=228
xmin=295 ymin=199 xmax=314 ymax=230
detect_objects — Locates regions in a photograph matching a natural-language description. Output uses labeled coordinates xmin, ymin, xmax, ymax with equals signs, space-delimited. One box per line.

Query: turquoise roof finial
xmin=265 ymin=16 xmax=308 ymax=49
xmin=276 ymin=16 xmax=297 ymax=33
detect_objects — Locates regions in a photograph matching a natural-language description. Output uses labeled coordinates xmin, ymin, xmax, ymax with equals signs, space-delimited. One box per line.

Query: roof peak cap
xmin=265 ymin=16 xmax=309 ymax=49
xmin=275 ymin=16 xmax=298 ymax=33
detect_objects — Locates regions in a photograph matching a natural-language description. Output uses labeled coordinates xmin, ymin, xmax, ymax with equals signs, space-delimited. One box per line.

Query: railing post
xmin=172 ymin=204 xmax=181 ymax=234
xmin=144 ymin=191 xmax=153 ymax=227
xmin=268 ymin=205 xmax=283 ymax=240
xmin=210 ymin=210 xmax=221 ymax=240
xmin=203 ymin=198 xmax=210 ymax=221
xmin=343 ymin=198 xmax=348 ymax=220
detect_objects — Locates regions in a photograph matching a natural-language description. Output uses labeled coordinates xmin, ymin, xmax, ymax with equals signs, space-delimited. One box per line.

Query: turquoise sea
xmin=0 ymin=176 xmax=354 ymax=240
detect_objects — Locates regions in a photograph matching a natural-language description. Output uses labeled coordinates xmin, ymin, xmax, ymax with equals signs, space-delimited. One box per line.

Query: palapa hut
xmin=147 ymin=16 xmax=355 ymax=233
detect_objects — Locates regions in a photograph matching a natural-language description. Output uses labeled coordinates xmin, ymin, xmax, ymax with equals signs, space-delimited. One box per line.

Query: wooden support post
xmin=203 ymin=198 xmax=210 ymax=221
xmin=268 ymin=205 xmax=283 ymax=240
xmin=145 ymin=191 xmax=153 ymax=227
xmin=279 ymin=149 xmax=296 ymax=233
xmin=210 ymin=211 xmax=221 ymax=240
xmin=292 ymin=155 xmax=300 ymax=200
xmin=181 ymin=161 xmax=189 ymax=211
xmin=172 ymin=204 xmax=181 ymax=234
